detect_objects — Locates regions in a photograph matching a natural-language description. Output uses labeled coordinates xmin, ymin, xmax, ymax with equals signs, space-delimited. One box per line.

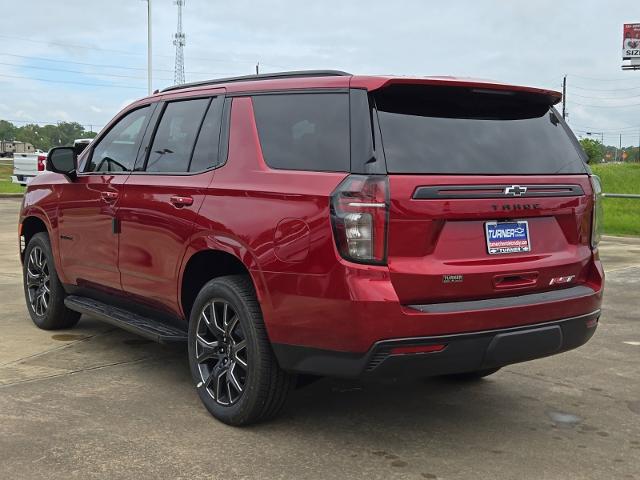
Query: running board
xmin=64 ymin=295 xmax=187 ymax=344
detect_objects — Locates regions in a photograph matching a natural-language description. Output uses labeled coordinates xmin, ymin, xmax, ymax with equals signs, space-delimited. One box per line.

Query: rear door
xmin=373 ymin=84 xmax=594 ymax=305
xmin=117 ymin=94 xmax=225 ymax=315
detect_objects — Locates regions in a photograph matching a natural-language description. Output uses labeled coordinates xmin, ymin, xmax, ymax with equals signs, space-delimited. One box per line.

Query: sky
xmin=1 ymin=0 xmax=639 ymax=146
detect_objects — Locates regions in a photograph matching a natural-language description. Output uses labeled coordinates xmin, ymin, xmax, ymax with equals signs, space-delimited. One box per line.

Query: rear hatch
xmin=373 ymin=83 xmax=594 ymax=305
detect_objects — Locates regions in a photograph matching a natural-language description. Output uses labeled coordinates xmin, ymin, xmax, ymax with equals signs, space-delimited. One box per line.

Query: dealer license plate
xmin=485 ymin=221 xmax=531 ymax=255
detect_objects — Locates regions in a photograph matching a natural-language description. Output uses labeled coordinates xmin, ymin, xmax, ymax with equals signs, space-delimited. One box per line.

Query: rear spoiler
xmin=351 ymin=76 xmax=562 ymax=106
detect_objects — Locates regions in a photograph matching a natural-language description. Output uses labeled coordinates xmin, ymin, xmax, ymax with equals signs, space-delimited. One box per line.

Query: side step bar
xmin=64 ymin=295 xmax=187 ymax=344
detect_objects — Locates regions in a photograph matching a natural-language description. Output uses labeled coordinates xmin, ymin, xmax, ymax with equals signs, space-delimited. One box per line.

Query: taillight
xmin=590 ymin=175 xmax=603 ymax=249
xmin=37 ymin=154 xmax=46 ymax=172
xmin=330 ymin=175 xmax=389 ymax=264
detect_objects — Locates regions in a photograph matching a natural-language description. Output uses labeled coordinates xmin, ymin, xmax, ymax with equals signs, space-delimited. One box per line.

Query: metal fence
xmin=603 ymin=193 xmax=640 ymax=199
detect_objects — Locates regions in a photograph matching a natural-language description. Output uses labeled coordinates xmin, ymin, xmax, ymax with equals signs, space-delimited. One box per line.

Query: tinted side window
xmin=87 ymin=106 xmax=150 ymax=172
xmin=146 ymin=98 xmax=210 ymax=173
xmin=252 ymin=93 xmax=349 ymax=172
xmin=190 ymin=96 xmax=224 ymax=172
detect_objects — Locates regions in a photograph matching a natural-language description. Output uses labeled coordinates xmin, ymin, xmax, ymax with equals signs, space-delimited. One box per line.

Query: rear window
xmin=252 ymin=93 xmax=349 ymax=172
xmin=375 ymin=85 xmax=587 ymax=175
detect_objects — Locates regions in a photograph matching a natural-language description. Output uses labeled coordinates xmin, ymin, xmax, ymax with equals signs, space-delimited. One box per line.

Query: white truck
xmin=11 ymin=139 xmax=92 ymax=186
xmin=11 ymin=150 xmax=47 ymax=186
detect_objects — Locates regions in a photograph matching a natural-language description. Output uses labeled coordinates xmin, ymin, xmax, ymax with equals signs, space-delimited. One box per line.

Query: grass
xmin=591 ymin=162 xmax=640 ymax=236
xmin=0 ymin=161 xmax=25 ymax=194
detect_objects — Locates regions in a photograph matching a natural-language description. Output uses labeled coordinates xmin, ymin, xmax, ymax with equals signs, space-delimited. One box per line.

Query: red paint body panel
xmin=117 ymin=170 xmax=215 ymax=314
xmin=19 ymin=72 xmax=602 ymax=360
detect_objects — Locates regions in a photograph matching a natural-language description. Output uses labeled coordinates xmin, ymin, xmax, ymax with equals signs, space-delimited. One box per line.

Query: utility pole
xmin=618 ymin=134 xmax=624 ymax=161
xmin=562 ymin=75 xmax=567 ymax=119
xmin=256 ymin=62 xmax=259 ymax=75
xmin=146 ymin=0 xmax=152 ymax=94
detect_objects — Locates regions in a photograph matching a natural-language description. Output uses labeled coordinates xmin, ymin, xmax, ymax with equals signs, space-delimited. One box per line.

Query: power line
xmin=0 ymin=34 xmax=154 ymax=57
xmin=574 ymin=130 xmax=640 ymax=137
xmin=0 ymin=52 xmax=175 ymax=73
xmin=568 ymin=73 xmax=639 ymax=82
xmin=569 ymin=84 xmax=640 ymax=92
xmin=0 ymin=60 xmax=173 ymax=82
xmin=0 ymin=73 xmax=145 ymax=90
xmin=573 ymin=125 xmax=640 ymax=132
xmin=0 ymin=53 xmax=246 ymax=79
xmin=569 ymin=91 xmax=640 ymax=100
xmin=567 ymin=99 xmax=640 ymax=108
xmin=0 ymin=33 xmax=288 ymax=68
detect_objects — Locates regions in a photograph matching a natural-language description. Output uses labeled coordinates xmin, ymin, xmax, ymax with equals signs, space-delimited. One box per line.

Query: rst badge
xmin=485 ymin=221 xmax=531 ymax=255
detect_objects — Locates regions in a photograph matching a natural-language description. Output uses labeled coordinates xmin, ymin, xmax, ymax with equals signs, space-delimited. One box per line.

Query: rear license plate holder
xmin=485 ymin=220 xmax=531 ymax=255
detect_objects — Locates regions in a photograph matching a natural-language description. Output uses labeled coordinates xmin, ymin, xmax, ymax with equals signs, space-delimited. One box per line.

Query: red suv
xmin=19 ymin=71 xmax=604 ymax=425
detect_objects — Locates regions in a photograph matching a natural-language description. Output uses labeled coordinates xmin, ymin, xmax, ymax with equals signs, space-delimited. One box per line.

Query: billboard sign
xmin=623 ymin=23 xmax=640 ymax=59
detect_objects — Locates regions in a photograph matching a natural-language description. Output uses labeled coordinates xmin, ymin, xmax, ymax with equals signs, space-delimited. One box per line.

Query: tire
xmin=187 ymin=275 xmax=295 ymax=426
xmin=23 ymin=232 xmax=81 ymax=330
xmin=441 ymin=367 xmax=501 ymax=381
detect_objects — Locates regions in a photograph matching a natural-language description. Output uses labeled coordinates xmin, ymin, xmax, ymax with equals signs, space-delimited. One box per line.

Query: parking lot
xmin=0 ymin=197 xmax=638 ymax=480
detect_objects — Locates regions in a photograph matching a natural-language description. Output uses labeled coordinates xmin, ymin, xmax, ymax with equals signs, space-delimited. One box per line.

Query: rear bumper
xmin=261 ymin=257 xmax=604 ymax=353
xmin=11 ymin=175 xmax=32 ymax=185
xmin=272 ymin=310 xmax=600 ymax=378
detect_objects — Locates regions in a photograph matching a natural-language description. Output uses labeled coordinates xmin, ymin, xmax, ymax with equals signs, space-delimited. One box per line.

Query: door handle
xmin=101 ymin=191 xmax=119 ymax=202
xmin=170 ymin=195 xmax=194 ymax=208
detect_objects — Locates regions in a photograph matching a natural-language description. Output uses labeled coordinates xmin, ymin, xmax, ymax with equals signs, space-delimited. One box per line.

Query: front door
xmin=118 ymin=95 xmax=225 ymax=315
xmin=58 ymin=104 xmax=155 ymax=293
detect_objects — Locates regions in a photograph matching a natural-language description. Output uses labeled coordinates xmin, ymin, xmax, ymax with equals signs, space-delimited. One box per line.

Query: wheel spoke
xmin=226 ymin=379 xmax=234 ymax=403
xmin=196 ymin=335 xmax=219 ymax=362
xmin=210 ymin=303 xmax=226 ymax=336
xmin=215 ymin=368 xmax=227 ymax=403
xmin=34 ymin=295 xmax=42 ymax=315
xmin=233 ymin=340 xmax=247 ymax=367
xmin=201 ymin=304 xmax=223 ymax=339
xmin=228 ymin=362 xmax=243 ymax=392
xmin=36 ymin=248 xmax=44 ymax=269
xmin=225 ymin=315 xmax=239 ymax=338
xmin=40 ymin=292 xmax=48 ymax=310
xmin=29 ymin=250 xmax=38 ymax=270
xmin=26 ymin=270 xmax=40 ymax=287
xmin=222 ymin=303 xmax=229 ymax=327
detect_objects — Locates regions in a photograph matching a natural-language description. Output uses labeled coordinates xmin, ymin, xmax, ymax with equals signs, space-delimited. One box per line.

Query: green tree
xmin=579 ymin=138 xmax=604 ymax=164
xmin=3 ymin=119 xmax=97 ymax=150
xmin=0 ymin=120 xmax=17 ymax=141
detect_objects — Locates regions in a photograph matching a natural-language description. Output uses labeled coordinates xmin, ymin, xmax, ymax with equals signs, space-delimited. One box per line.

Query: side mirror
xmin=47 ymin=147 xmax=77 ymax=180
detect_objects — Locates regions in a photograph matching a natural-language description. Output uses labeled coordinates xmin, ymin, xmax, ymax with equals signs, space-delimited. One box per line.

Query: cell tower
xmin=173 ymin=0 xmax=186 ymax=85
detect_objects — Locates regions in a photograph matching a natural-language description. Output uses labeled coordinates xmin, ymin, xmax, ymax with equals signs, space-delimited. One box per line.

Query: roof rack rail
xmin=160 ymin=70 xmax=351 ymax=93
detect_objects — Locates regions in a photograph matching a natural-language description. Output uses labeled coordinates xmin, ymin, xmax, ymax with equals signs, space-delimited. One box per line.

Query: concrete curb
xmin=0 ymin=194 xmax=24 ymax=199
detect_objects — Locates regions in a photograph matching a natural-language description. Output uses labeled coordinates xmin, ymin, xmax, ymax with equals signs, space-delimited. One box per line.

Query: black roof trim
xmin=160 ymin=70 xmax=352 ymax=93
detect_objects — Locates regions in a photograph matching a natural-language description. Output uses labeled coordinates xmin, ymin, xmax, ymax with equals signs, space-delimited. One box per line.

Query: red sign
xmin=623 ymin=23 xmax=640 ymax=59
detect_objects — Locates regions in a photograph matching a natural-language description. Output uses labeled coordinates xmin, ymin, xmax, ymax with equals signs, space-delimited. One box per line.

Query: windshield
xmin=374 ymin=85 xmax=588 ymax=175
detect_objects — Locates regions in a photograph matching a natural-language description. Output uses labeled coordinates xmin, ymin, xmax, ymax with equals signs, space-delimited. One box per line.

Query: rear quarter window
xmin=251 ymin=93 xmax=349 ymax=172
xmin=375 ymin=85 xmax=588 ymax=175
